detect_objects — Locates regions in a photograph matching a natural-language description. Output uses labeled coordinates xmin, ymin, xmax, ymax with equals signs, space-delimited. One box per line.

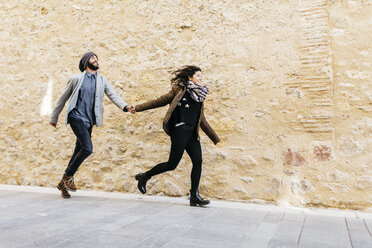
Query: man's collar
xmin=86 ymin=71 xmax=97 ymax=78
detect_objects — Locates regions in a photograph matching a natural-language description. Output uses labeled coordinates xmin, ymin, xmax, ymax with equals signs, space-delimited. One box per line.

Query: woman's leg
xmin=146 ymin=125 xmax=193 ymax=178
xmin=136 ymin=125 xmax=194 ymax=194
xmin=186 ymin=132 xmax=209 ymax=207
xmin=185 ymin=134 xmax=202 ymax=190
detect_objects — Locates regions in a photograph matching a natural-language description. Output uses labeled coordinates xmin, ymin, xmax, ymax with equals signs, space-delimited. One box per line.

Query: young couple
xmin=50 ymin=52 xmax=220 ymax=207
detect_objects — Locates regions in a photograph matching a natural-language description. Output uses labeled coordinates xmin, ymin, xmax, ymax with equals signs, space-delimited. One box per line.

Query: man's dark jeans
xmin=65 ymin=117 xmax=93 ymax=177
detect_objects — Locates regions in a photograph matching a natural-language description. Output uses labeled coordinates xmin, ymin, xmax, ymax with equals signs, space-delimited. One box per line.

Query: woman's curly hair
xmin=170 ymin=65 xmax=201 ymax=87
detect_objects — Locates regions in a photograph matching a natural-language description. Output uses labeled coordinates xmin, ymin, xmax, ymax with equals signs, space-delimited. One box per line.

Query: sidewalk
xmin=0 ymin=185 xmax=371 ymax=248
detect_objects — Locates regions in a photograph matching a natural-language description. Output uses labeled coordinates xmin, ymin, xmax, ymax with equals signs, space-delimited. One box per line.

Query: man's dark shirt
xmin=69 ymin=72 xmax=97 ymax=128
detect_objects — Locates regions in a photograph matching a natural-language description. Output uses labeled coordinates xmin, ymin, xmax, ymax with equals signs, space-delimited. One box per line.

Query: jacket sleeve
xmin=49 ymin=78 xmax=74 ymax=124
xmin=104 ymin=79 xmax=128 ymax=110
xmin=200 ymin=113 xmax=220 ymax=145
xmin=135 ymin=88 xmax=177 ymax=112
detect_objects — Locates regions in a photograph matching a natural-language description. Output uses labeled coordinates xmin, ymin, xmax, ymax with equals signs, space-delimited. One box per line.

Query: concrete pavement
xmin=0 ymin=185 xmax=371 ymax=248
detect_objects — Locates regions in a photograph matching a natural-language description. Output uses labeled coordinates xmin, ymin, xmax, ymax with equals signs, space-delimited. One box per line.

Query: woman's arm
xmin=200 ymin=113 xmax=220 ymax=145
xmin=135 ymin=87 xmax=178 ymax=112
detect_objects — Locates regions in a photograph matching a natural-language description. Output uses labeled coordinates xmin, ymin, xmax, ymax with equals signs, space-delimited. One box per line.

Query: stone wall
xmin=0 ymin=0 xmax=371 ymax=210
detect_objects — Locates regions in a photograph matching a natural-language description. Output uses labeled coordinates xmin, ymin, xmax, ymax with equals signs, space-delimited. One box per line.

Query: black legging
xmin=145 ymin=124 xmax=203 ymax=190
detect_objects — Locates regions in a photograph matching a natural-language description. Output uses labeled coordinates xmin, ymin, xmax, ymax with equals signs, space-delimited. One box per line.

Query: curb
xmin=1 ymin=184 xmax=371 ymax=219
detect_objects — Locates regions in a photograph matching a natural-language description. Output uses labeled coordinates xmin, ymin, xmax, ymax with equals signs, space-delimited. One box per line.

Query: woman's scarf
xmin=184 ymin=81 xmax=208 ymax=102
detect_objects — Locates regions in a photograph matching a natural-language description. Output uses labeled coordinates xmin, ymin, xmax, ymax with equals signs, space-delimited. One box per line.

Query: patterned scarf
xmin=184 ymin=81 xmax=208 ymax=102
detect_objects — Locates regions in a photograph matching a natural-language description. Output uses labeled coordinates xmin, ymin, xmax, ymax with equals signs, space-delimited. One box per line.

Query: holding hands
xmin=129 ymin=105 xmax=136 ymax=114
xmin=124 ymin=105 xmax=136 ymax=114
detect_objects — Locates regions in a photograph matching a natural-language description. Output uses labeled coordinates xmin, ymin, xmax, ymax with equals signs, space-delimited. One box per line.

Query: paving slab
xmin=346 ymin=217 xmax=372 ymax=248
xmin=0 ymin=185 xmax=371 ymax=248
xmin=298 ymin=215 xmax=352 ymax=248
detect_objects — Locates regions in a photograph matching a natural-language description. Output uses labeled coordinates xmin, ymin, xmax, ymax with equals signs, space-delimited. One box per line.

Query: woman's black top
xmin=173 ymin=91 xmax=202 ymax=127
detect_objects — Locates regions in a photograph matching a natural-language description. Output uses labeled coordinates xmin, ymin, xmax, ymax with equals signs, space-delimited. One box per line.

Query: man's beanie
xmin=79 ymin=51 xmax=97 ymax=72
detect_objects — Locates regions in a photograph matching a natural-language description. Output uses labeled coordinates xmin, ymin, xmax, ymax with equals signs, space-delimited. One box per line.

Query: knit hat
xmin=79 ymin=52 xmax=98 ymax=72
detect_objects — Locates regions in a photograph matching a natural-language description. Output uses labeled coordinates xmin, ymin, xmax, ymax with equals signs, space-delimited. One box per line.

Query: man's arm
xmin=104 ymin=79 xmax=129 ymax=111
xmin=49 ymin=78 xmax=75 ymax=126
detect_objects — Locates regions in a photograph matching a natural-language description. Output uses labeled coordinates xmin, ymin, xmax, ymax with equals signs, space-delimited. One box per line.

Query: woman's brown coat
xmin=135 ymin=84 xmax=220 ymax=145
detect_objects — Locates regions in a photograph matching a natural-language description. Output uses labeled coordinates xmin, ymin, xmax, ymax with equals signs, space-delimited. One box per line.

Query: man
xmin=49 ymin=51 xmax=133 ymax=199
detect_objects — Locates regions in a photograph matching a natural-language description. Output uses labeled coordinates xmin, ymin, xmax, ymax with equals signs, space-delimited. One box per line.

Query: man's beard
xmin=87 ymin=61 xmax=99 ymax=71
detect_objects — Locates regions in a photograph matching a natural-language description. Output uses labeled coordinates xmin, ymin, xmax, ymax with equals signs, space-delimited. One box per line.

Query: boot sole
xmin=57 ymin=186 xmax=71 ymax=199
xmin=190 ymin=200 xmax=210 ymax=207
xmin=62 ymin=181 xmax=77 ymax=192
xmin=65 ymin=187 xmax=77 ymax=192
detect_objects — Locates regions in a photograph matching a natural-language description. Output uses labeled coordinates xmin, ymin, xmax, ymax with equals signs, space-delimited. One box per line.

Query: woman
xmin=133 ymin=65 xmax=220 ymax=207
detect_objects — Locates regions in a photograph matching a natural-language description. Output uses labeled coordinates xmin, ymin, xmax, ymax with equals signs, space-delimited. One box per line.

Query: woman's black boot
xmin=190 ymin=189 xmax=210 ymax=207
xmin=135 ymin=173 xmax=150 ymax=194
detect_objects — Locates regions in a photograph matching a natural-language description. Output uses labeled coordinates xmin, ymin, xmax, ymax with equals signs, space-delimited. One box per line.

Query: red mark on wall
xmin=313 ymin=145 xmax=332 ymax=161
xmin=284 ymin=149 xmax=305 ymax=166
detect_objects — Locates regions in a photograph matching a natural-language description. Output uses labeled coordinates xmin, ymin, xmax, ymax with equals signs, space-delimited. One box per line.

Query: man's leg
xmin=65 ymin=119 xmax=93 ymax=176
xmin=67 ymin=139 xmax=81 ymax=170
xmin=59 ymin=118 xmax=92 ymax=194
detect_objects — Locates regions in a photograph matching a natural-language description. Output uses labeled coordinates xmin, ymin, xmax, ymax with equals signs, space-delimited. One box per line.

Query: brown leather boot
xmin=62 ymin=174 xmax=76 ymax=192
xmin=57 ymin=180 xmax=71 ymax=199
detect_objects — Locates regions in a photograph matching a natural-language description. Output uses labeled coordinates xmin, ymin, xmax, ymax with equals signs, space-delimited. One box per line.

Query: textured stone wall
xmin=0 ymin=0 xmax=371 ymax=210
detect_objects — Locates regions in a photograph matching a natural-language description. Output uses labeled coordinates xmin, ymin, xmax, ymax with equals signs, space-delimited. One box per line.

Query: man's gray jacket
xmin=50 ymin=71 xmax=128 ymax=127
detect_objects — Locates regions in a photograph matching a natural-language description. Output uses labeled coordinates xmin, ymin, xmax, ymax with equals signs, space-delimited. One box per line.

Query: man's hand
xmin=49 ymin=122 xmax=57 ymax=128
xmin=129 ymin=106 xmax=136 ymax=114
